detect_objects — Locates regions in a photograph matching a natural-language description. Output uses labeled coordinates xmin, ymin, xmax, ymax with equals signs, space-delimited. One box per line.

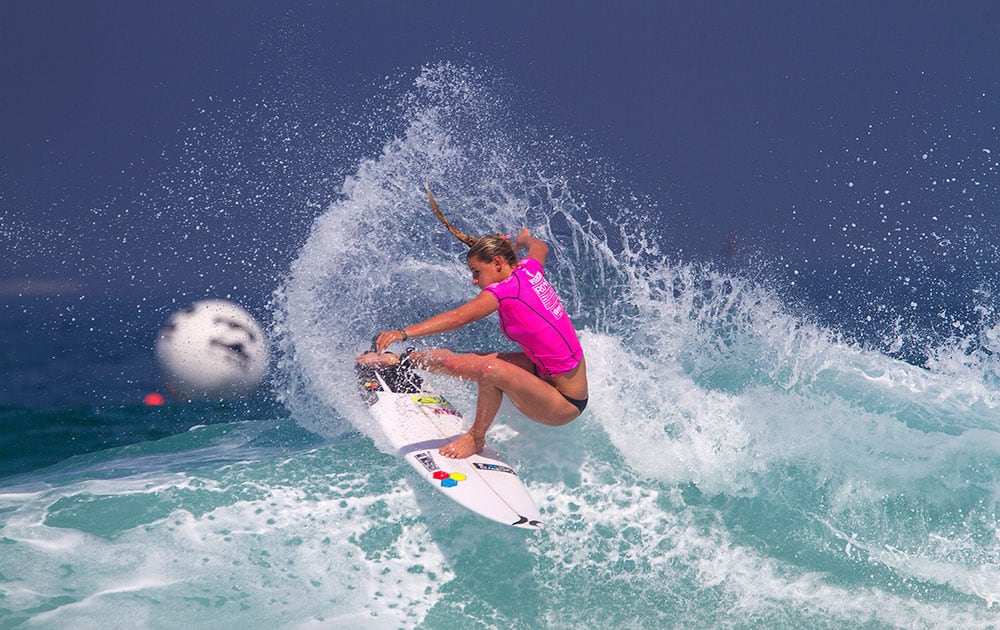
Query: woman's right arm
xmin=374 ymin=291 xmax=499 ymax=352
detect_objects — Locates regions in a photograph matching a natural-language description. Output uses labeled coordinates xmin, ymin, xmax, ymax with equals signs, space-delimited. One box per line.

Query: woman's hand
xmin=374 ymin=329 xmax=407 ymax=352
xmin=513 ymin=227 xmax=532 ymax=250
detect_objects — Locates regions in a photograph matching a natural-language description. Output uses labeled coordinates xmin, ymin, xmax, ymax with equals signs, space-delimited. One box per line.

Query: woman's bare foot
xmin=356 ymin=352 xmax=399 ymax=367
xmin=439 ymin=432 xmax=484 ymax=459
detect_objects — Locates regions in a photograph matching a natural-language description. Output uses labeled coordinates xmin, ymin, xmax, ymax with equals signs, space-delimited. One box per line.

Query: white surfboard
xmin=357 ymin=356 xmax=543 ymax=529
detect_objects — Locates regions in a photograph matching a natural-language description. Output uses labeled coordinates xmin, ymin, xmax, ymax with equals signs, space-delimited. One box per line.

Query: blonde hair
xmin=424 ymin=183 xmax=517 ymax=266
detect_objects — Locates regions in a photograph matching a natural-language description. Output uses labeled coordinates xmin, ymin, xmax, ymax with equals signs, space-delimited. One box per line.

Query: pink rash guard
xmin=483 ymin=257 xmax=583 ymax=378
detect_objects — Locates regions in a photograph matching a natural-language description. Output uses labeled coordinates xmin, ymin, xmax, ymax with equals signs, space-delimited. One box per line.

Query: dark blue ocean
xmin=4 ymin=63 xmax=1000 ymax=628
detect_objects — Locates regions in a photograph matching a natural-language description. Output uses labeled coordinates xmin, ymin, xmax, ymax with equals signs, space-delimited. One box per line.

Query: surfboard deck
xmin=356 ymin=355 xmax=543 ymax=529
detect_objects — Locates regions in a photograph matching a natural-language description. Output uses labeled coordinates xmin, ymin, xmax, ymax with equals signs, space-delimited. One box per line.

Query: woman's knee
xmin=477 ymin=357 xmax=509 ymax=384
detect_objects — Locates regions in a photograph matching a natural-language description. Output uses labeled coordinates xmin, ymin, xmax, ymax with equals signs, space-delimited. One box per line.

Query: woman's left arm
xmin=514 ymin=227 xmax=549 ymax=265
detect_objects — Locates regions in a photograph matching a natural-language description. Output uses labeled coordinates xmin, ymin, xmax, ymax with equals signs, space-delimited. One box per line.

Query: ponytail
xmin=424 ymin=183 xmax=517 ymax=266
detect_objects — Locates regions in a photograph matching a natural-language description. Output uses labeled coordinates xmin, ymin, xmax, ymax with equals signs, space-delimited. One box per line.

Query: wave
xmin=3 ymin=60 xmax=999 ymax=628
xmin=264 ymin=61 xmax=1000 ymax=622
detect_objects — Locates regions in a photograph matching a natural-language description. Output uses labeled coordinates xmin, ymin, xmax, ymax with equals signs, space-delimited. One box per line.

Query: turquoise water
xmin=3 ymin=64 xmax=1000 ymax=628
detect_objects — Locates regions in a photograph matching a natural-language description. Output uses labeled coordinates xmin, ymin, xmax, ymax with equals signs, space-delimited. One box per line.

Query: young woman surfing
xmin=357 ymin=185 xmax=588 ymax=459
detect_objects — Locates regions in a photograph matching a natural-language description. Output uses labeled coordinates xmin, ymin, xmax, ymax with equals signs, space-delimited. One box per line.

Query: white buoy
xmin=155 ymin=299 xmax=269 ymax=400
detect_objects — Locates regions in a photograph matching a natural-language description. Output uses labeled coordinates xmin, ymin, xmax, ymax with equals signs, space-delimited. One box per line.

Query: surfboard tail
xmin=511 ymin=515 xmax=545 ymax=529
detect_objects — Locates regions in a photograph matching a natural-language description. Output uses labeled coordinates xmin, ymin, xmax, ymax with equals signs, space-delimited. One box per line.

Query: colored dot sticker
xmin=433 ymin=470 xmax=468 ymax=488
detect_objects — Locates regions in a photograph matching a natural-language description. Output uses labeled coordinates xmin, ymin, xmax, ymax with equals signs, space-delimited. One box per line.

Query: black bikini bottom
xmin=561 ymin=392 xmax=589 ymax=414
xmin=531 ymin=362 xmax=588 ymax=415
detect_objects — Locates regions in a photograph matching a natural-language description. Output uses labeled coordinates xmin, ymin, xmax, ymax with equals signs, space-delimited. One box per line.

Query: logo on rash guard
xmin=525 ymin=266 xmax=564 ymax=318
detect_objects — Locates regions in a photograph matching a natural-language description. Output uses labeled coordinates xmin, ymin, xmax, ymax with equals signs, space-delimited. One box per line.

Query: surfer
xmin=357 ymin=185 xmax=588 ymax=459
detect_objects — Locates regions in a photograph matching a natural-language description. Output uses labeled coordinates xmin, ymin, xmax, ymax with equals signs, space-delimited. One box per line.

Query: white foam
xmin=527 ymin=458 xmax=998 ymax=627
xmin=819 ymin=516 xmax=1000 ymax=610
xmin=0 ymin=448 xmax=453 ymax=628
xmin=576 ymin=252 xmax=1000 ymax=618
xmin=585 ymin=330 xmax=753 ymax=493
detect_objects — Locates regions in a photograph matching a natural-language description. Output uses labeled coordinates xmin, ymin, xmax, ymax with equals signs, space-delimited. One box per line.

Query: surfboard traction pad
xmin=356 ymin=351 xmax=423 ymax=404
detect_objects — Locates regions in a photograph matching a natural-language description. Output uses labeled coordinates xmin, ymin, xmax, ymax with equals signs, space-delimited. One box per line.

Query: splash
xmin=269 ymin=62 xmax=1000 ymax=622
xmin=770 ymin=86 xmax=1000 ymax=365
xmin=271 ymin=63 xmax=625 ymax=439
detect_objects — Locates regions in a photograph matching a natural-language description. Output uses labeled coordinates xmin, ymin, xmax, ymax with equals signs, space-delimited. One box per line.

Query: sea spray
xmin=270 ymin=63 xmax=1000 ymax=623
xmin=4 ymin=62 xmax=1000 ymax=627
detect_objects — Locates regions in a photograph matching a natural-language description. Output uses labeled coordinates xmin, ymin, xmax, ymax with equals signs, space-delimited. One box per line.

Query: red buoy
xmin=144 ymin=392 xmax=166 ymax=406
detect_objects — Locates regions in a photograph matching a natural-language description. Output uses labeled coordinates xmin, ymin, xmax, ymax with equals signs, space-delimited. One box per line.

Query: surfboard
xmin=356 ymin=355 xmax=544 ymax=529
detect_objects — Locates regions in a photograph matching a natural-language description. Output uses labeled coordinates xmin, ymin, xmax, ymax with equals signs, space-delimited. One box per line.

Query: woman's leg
xmin=409 ymin=349 xmax=581 ymax=458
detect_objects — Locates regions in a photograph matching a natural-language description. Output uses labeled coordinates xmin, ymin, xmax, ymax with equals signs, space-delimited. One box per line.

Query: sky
xmin=3 ymin=1 xmax=1000 ymax=308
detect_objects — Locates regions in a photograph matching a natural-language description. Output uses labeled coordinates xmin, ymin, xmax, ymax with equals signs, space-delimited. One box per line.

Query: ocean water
xmin=4 ymin=63 xmax=1000 ymax=628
